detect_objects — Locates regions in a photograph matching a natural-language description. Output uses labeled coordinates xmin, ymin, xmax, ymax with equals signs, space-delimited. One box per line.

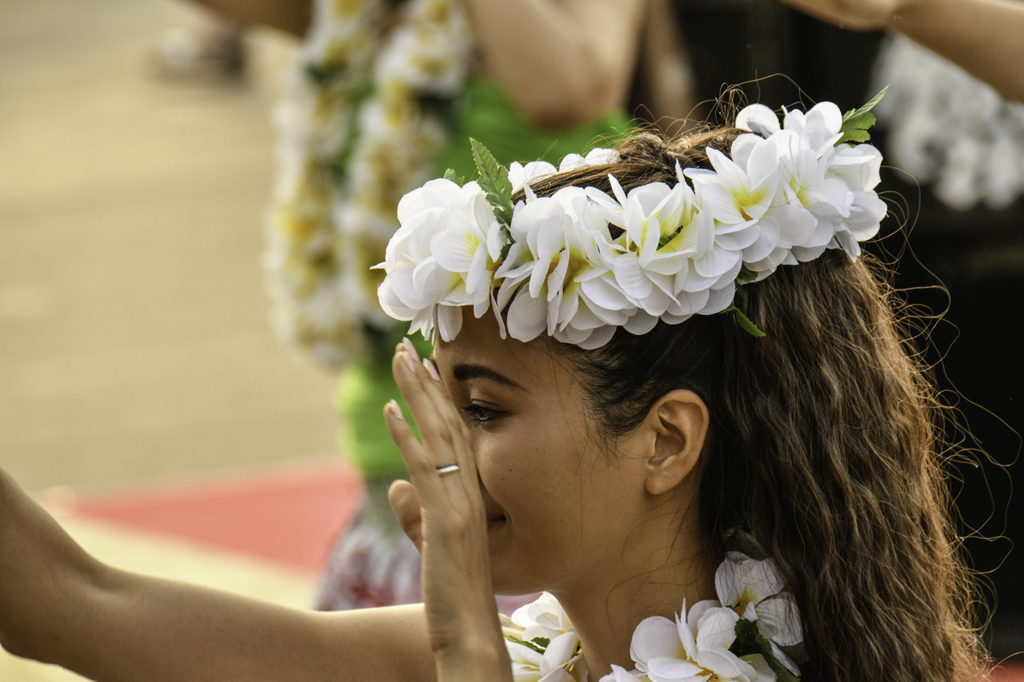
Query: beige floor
xmin=0 ymin=1 xmax=344 ymax=678
xmin=0 ymin=0 xmax=341 ymax=495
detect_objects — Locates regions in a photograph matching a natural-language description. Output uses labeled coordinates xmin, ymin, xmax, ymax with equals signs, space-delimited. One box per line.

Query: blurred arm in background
xmin=185 ymin=0 xmax=312 ymax=37
xmin=185 ymin=0 xmax=651 ymax=128
xmin=777 ymin=0 xmax=1024 ymax=103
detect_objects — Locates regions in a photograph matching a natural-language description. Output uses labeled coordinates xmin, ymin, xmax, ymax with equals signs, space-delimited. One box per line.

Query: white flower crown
xmin=377 ymin=93 xmax=889 ymax=348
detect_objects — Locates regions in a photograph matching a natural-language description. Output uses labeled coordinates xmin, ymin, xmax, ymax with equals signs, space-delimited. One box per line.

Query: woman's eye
xmin=461 ymin=403 xmax=503 ymax=425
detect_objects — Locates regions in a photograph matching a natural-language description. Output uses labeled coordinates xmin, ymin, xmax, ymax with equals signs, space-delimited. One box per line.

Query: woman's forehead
xmin=433 ymin=312 xmax=559 ymax=384
xmin=435 ymin=312 xmax=520 ymax=365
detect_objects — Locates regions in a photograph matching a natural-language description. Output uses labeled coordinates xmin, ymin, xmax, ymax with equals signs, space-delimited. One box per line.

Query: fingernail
xmin=423 ymin=358 xmax=441 ymax=381
xmin=400 ymin=350 xmax=417 ymax=373
xmin=402 ymin=337 xmax=421 ymax=364
xmin=387 ymin=399 xmax=404 ymax=421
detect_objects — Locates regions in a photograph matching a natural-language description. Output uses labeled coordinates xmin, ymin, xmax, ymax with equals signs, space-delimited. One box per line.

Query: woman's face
xmin=433 ymin=312 xmax=659 ymax=598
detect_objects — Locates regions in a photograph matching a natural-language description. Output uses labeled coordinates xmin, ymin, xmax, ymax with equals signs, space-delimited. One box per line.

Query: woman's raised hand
xmin=383 ymin=339 xmax=512 ymax=682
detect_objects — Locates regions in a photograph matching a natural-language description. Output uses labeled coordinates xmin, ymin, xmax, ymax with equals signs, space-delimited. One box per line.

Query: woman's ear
xmin=643 ymin=389 xmax=709 ymax=496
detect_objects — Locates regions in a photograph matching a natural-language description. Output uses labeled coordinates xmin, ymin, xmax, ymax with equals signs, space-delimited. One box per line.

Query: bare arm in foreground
xmin=0 ymin=470 xmax=436 ymax=681
xmin=778 ymin=0 xmax=1024 ymax=103
xmin=0 ymin=345 xmax=509 ymax=681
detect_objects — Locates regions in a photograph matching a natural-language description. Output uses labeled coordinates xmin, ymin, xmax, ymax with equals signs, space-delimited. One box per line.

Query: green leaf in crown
xmin=503 ymin=635 xmax=549 ymax=655
xmin=837 ymin=85 xmax=888 ymax=145
xmin=732 ymin=618 xmax=800 ymax=682
xmin=724 ymin=304 xmax=766 ymax=338
xmin=470 ymin=138 xmax=515 ymax=239
xmin=442 ymin=168 xmax=466 ymax=187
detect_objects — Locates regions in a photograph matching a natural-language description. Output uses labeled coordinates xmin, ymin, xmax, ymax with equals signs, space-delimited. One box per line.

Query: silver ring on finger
xmin=435 ymin=463 xmax=460 ymax=475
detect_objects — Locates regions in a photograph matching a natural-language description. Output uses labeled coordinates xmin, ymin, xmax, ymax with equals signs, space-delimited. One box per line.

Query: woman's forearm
xmin=464 ymin=0 xmax=647 ymax=128
xmin=779 ymin=0 xmax=1024 ymax=103
xmin=48 ymin=570 xmax=328 ymax=682
xmin=890 ymin=0 xmax=1024 ymax=103
xmin=0 ymin=468 xmax=433 ymax=682
xmin=13 ymin=565 xmax=435 ymax=682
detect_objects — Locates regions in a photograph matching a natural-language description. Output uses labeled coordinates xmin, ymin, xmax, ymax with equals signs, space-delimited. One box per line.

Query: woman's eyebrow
xmin=450 ymin=362 xmax=526 ymax=391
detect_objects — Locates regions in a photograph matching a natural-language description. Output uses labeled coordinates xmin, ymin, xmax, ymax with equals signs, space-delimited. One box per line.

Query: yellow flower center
xmin=732 ymin=587 xmax=758 ymax=617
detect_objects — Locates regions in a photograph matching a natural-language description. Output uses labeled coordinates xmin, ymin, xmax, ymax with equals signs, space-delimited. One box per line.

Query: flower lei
xmin=504 ymin=551 xmax=804 ymax=682
xmin=376 ymin=92 xmax=889 ymax=346
xmin=265 ymin=0 xmax=474 ymax=367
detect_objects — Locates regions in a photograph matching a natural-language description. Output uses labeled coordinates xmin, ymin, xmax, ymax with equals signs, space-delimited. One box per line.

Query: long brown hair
xmin=522 ymin=131 xmax=986 ymax=681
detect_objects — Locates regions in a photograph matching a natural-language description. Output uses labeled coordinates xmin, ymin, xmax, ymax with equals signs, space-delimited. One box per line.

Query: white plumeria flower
xmin=559 ymin=147 xmax=620 ymax=172
xmin=428 ymin=181 xmax=507 ymax=318
xmin=630 ymin=600 xmax=774 ymax=682
xmin=507 ymin=630 xmax=586 ymax=682
xmin=735 ymin=104 xmax=781 ymax=138
xmin=715 ymin=552 xmax=803 ymax=675
xmin=511 ymin=592 xmax=576 ymax=642
xmin=599 ymin=665 xmax=651 ymax=682
xmin=510 ymin=160 xmax=559 ymax=193
xmin=821 ymin=143 xmax=887 ymax=259
xmin=738 ymin=101 xmax=843 ymax=154
xmin=829 ymin=142 xmax=882 ymax=193
xmin=510 ymin=149 xmax=620 ymax=195
xmin=587 ymin=166 xmax=721 ymax=324
xmin=684 ymin=139 xmax=779 ymax=282
xmin=377 ymin=178 xmax=476 ymax=339
xmin=781 ymin=102 xmax=844 ymax=155
xmin=740 ymin=130 xmax=840 ymax=275
xmin=496 ymin=187 xmax=629 ymax=345
xmin=735 ymin=101 xmax=886 ymax=270
xmin=733 ymin=106 xmax=841 ymax=275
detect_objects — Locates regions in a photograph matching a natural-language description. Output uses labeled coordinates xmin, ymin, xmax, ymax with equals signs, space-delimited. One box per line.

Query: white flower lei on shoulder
xmin=504 ymin=551 xmax=804 ymax=682
xmin=265 ymin=0 xmax=473 ymax=367
xmin=376 ymin=93 xmax=889 ymax=347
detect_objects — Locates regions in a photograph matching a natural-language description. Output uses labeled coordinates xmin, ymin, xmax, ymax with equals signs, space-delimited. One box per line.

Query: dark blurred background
xmin=671 ymin=0 xmax=1023 ymax=658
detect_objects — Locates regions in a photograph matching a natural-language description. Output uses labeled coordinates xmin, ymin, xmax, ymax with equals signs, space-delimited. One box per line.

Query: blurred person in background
xmin=155 ymin=0 xmax=695 ymax=613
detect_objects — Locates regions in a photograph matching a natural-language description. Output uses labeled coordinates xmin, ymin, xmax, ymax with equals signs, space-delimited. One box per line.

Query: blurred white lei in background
xmin=377 ymin=96 xmax=888 ymax=347
xmin=873 ymin=35 xmax=1024 ymax=211
xmin=265 ymin=0 xmax=473 ymax=368
xmin=504 ymin=551 xmax=804 ymax=682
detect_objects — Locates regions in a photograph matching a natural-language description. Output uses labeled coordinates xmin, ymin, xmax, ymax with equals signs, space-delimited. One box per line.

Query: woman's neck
xmin=553 ymin=529 xmax=719 ymax=680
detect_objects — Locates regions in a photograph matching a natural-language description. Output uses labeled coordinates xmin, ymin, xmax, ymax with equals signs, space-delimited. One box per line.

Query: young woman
xmin=0 ymin=100 xmax=986 ymax=681
xmin=257 ymin=0 xmax=689 ymax=611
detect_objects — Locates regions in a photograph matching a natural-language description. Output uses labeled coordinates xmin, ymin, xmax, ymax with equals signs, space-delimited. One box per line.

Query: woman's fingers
xmin=383 ymin=341 xmax=511 ymax=680
xmin=387 ymin=341 xmax=479 ymax=505
xmin=384 ymin=345 xmax=487 ymax=557
xmin=387 ymin=480 xmax=423 ymax=552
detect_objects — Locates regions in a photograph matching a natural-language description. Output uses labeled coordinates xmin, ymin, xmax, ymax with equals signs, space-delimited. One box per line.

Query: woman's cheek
xmin=475 ymin=433 xmax=526 ymax=507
